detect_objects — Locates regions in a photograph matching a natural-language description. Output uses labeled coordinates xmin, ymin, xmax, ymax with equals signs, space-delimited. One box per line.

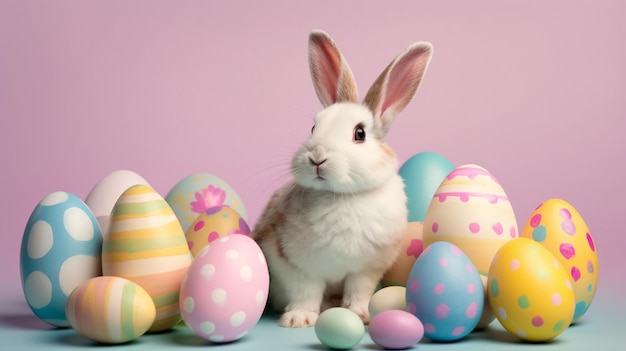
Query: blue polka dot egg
xmin=405 ymin=241 xmax=484 ymax=342
xmin=20 ymin=191 xmax=102 ymax=327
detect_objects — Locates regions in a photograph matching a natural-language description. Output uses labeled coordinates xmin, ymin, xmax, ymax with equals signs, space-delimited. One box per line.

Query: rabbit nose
xmin=309 ymin=158 xmax=327 ymax=166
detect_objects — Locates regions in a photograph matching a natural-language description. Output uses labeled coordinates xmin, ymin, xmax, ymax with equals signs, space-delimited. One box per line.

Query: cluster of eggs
xmin=320 ymin=151 xmax=599 ymax=350
xmin=19 ymin=170 xmax=268 ymax=344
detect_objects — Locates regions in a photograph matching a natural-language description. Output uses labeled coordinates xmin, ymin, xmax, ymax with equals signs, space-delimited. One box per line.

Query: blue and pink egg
xmin=405 ymin=241 xmax=484 ymax=342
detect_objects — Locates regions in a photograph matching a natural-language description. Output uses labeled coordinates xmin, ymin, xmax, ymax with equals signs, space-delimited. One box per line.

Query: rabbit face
xmin=291 ymin=103 xmax=398 ymax=194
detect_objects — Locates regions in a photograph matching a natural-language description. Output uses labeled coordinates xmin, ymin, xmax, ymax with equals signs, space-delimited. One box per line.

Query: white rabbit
xmin=253 ymin=30 xmax=433 ymax=328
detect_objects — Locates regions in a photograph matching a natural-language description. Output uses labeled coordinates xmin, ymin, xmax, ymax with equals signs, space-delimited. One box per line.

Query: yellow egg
xmin=488 ymin=238 xmax=575 ymax=342
xmin=423 ymin=164 xmax=518 ymax=275
xmin=185 ymin=205 xmax=251 ymax=257
xmin=66 ymin=276 xmax=155 ymax=344
xmin=102 ymin=185 xmax=192 ymax=332
xmin=368 ymin=286 xmax=407 ymax=318
xmin=520 ymin=198 xmax=598 ymax=323
xmin=381 ymin=222 xmax=423 ymax=287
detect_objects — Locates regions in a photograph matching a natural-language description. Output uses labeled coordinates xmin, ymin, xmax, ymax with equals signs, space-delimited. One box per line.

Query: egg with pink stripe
xmin=180 ymin=235 xmax=269 ymax=343
xmin=406 ymin=241 xmax=483 ymax=342
xmin=423 ymin=164 xmax=518 ymax=276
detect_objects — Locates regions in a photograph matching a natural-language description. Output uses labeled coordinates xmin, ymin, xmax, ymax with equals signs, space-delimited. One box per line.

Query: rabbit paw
xmin=279 ymin=310 xmax=319 ymax=328
xmin=343 ymin=303 xmax=370 ymax=324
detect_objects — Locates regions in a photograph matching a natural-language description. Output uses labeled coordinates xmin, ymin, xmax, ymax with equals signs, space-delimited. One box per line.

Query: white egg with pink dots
xmin=180 ymin=235 xmax=269 ymax=343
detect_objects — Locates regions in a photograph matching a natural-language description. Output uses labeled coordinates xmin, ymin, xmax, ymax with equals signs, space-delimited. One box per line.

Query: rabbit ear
xmin=363 ymin=42 xmax=433 ymax=136
xmin=308 ymin=30 xmax=359 ymax=107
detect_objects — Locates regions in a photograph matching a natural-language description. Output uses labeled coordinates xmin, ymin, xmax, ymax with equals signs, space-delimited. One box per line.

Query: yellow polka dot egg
xmin=185 ymin=205 xmax=251 ymax=257
xmin=20 ymin=191 xmax=103 ymax=327
xmin=488 ymin=238 xmax=575 ymax=342
xmin=520 ymin=198 xmax=598 ymax=323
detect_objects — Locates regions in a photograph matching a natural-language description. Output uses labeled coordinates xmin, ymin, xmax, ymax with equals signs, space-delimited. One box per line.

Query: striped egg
xmin=102 ymin=185 xmax=192 ymax=332
xmin=66 ymin=276 xmax=155 ymax=344
xmin=84 ymin=170 xmax=151 ymax=237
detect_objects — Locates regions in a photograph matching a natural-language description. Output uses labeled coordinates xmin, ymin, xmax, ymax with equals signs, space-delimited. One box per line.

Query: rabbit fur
xmin=253 ymin=29 xmax=433 ymax=328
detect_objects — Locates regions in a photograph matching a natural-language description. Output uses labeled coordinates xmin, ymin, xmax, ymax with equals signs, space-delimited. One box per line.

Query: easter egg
xmin=381 ymin=222 xmax=423 ymax=287
xmin=180 ymin=235 xmax=269 ymax=343
xmin=369 ymin=310 xmax=424 ymax=350
xmin=315 ymin=308 xmax=365 ymax=350
xmin=102 ymin=185 xmax=191 ymax=332
xmin=488 ymin=238 xmax=575 ymax=342
xmin=165 ymin=173 xmax=247 ymax=232
xmin=65 ymin=276 xmax=155 ymax=344
xmin=368 ymin=286 xmax=407 ymax=318
xmin=520 ymin=198 xmax=598 ymax=323
xmin=20 ymin=191 xmax=102 ymax=327
xmin=84 ymin=170 xmax=150 ymax=236
xmin=185 ymin=205 xmax=251 ymax=257
xmin=423 ymin=164 xmax=518 ymax=275
xmin=475 ymin=275 xmax=496 ymax=329
xmin=399 ymin=152 xmax=455 ymax=222
xmin=405 ymin=242 xmax=483 ymax=342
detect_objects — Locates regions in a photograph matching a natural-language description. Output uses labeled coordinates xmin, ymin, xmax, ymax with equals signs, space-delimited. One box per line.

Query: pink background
xmin=1 ymin=0 xmax=625 ymax=307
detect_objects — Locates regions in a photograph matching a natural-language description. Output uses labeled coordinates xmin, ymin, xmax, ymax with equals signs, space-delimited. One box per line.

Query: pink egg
xmin=179 ymin=235 xmax=269 ymax=343
xmin=369 ymin=310 xmax=424 ymax=349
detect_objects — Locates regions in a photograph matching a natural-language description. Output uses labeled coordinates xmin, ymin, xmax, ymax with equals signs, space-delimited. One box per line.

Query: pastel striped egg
xmin=84 ymin=170 xmax=151 ymax=237
xmin=66 ymin=276 xmax=155 ymax=344
xmin=102 ymin=185 xmax=192 ymax=332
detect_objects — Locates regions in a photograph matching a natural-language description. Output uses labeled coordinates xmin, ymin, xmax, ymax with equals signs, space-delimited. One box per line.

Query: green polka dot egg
xmin=520 ymin=198 xmax=598 ymax=323
xmin=488 ymin=238 xmax=575 ymax=342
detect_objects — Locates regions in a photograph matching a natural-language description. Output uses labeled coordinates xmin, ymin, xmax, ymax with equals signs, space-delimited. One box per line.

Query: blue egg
xmin=165 ymin=173 xmax=247 ymax=232
xmin=399 ymin=152 xmax=454 ymax=222
xmin=20 ymin=191 xmax=102 ymax=327
xmin=405 ymin=241 xmax=483 ymax=342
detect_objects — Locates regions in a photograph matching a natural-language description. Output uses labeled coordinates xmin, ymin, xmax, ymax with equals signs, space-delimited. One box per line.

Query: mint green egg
xmin=314 ymin=308 xmax=364 ymax=350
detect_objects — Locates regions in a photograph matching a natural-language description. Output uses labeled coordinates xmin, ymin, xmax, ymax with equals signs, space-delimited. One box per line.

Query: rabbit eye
xmin=353 ymin=124 xmax=366 ymax=143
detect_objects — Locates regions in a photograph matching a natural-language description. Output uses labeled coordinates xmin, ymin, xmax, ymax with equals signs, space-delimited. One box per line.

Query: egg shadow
xmin=473 ymin=327 xmax=522 ymax=344
xmin=361 ymin=343 xmax=395 ymax=350
xmin=167 ymin=331 xmax=211 ymax=347
xmin=165 ymin=326 xmax=254 ymax=348
xmin=57 ymin=333 xmax=124 ymax=347
xmin=304 ymin=343 xmax=331 ymax=350
xmin=471 ymin=326 xmax=566 ymax=345
xmin=0 ymin=312 xmax=58 ymax=330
